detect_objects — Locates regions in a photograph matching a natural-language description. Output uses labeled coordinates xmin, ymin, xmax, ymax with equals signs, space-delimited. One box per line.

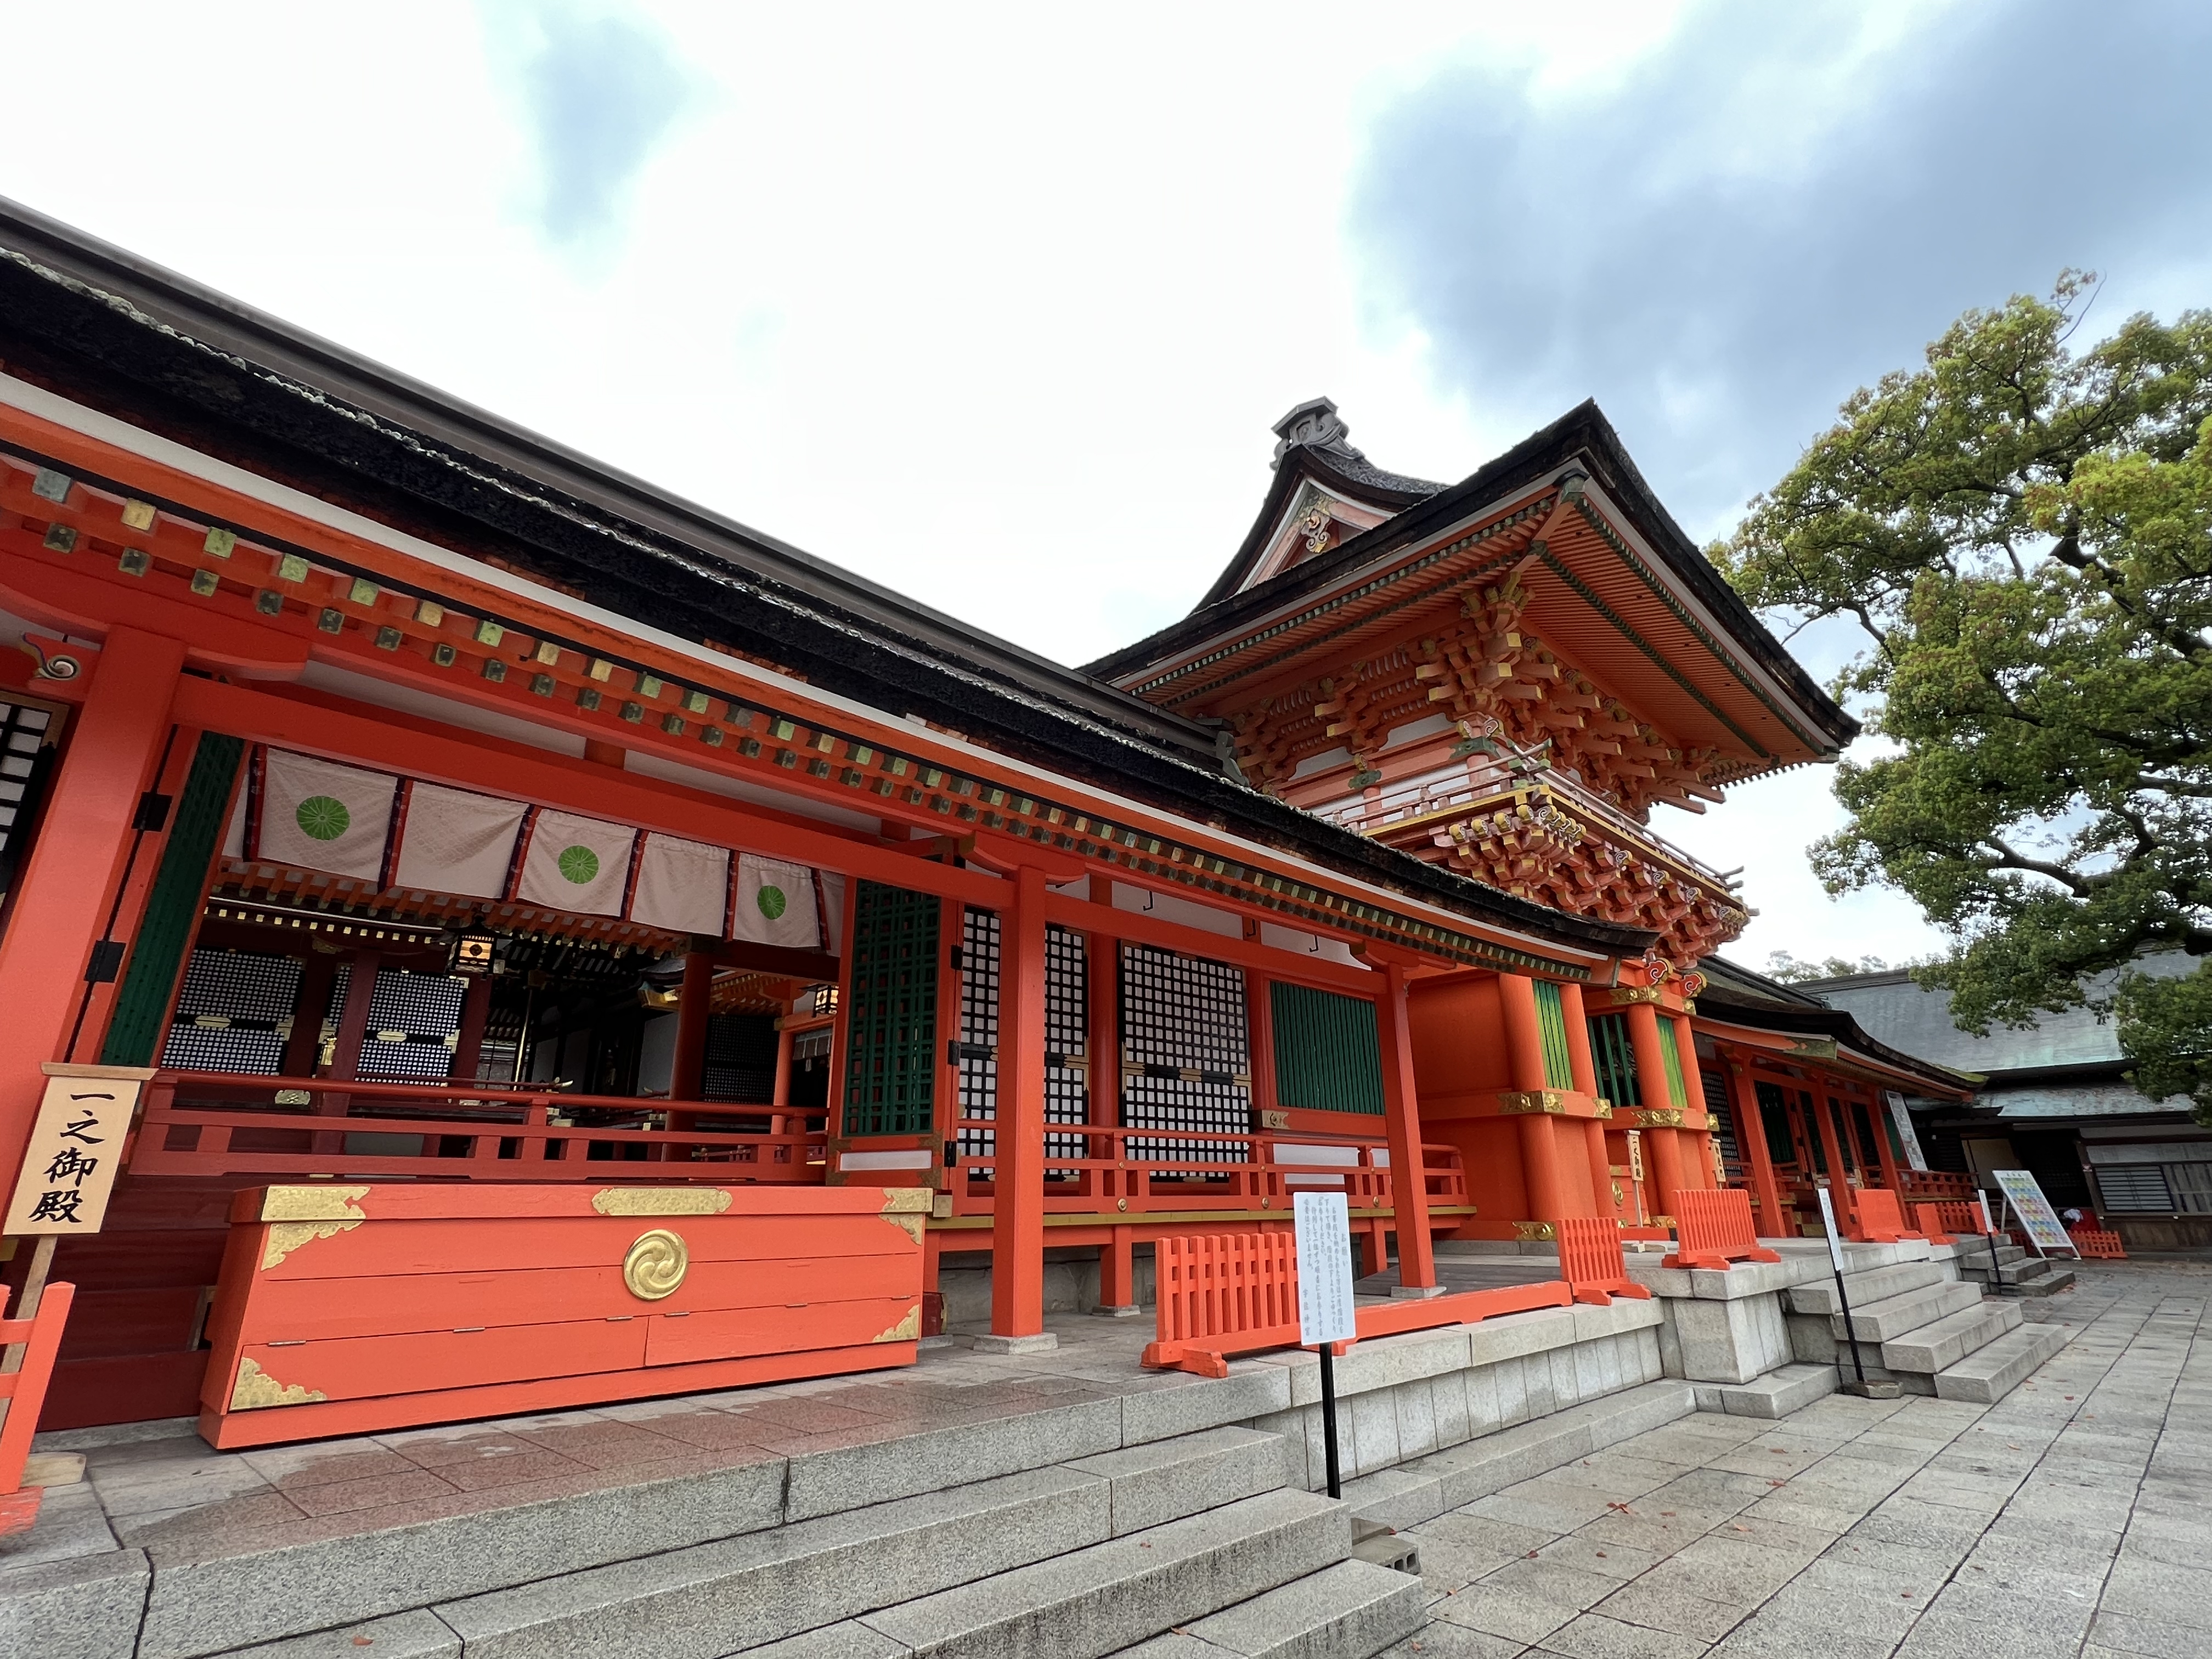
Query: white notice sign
xmin=1884 ymin=1092 xmax=1929 ymax=1172
xmin=1813 ymin=1186 xmax=1849 ymax=1276
xmin=1993 ymin=1170 xmax=2079 ymax=1258
xmin=4 ymin=1063 xmax=150 ymax=1235
xmin=1293 ymin=1190 xmax=1356 ymax=1347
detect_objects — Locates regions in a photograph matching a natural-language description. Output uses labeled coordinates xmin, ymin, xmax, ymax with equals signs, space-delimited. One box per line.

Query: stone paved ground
xmin=1380 ymin=1260 xmax=2212 ymax=1659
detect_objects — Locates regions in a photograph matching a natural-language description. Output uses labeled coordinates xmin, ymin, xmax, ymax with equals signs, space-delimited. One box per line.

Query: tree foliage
xmin=1717 ymin=276 xmax=2212 ymax=1118
xmin=1764 ymin=952 xmax=1892 ymax=984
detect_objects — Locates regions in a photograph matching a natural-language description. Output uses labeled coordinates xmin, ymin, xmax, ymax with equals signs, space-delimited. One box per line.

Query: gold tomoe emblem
xmin=623 ymin=1228 xmax=689 ymax=1301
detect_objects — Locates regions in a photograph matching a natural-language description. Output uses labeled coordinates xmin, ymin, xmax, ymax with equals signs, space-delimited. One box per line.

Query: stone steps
xmin=1880 ymin=1300 xmax=2025 ymax=1374
xmin=1108 ymin=1558 xmax=1426 ymax=1658
xmin=1693 ymin=1363 xmax=1838 ymax=1420
xmin=1959 ymin=1253 xmax=2077 ymax=1295
xmin=1933 ymin=1322 xmax=2074 ymax=1404
xmin=1827 ymin=1278 xmax=1983 ymax=1343
xmin=1786 ymin=1260 xmax=1948 ymax=1317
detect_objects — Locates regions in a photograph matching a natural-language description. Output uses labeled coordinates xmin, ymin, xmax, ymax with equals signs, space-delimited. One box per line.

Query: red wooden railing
xmin=1663 ymin=1189 xmax=1782 ymax=1271
xmin=1140 ymin=1229 xmax=1571 ymax=1378
xmin=2070 ymin=1229 xmax=2126 ymax=1259
xmin=1 ymin=1282 xmax=75 ymax=1535
xmin=943 ymin=1120 xmax=1467 ymax=1218
xmin=127 ymin=1071 xmax=827 ymax=1182
xmin=1894 ymin=1170 xmax=1977 ymax=1202
xmin=1915 ymin=1200 xmax=1991 ymax=1239
xmin=1556 ymin=1217 xmax=1652 ymax=1306
xmin=1848 ymin=1188 xmax=1928 ymax=1245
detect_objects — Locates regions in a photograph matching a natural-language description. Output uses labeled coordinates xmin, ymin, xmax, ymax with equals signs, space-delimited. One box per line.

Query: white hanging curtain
xmin=732 ymin=854 xmax=822 ymax=950
xmin=253 ymin=750 xmax=397 ymax=881
xmin=515 ymin=808 xmax=636 ymax=916
xmin=628 ymin=833 xmax=732 ymax=936
xmin=392 ymin=781 xmax=529 ymax=899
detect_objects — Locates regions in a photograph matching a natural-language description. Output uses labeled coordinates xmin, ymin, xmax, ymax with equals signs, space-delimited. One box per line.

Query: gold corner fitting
xmin=873 ymin=1304 xmax=922 ymax=1343
xmin=1634 ymin=1109 xmax=1686 ymax=1129
xmin=260 ymin=1184 xmax=371 ymax=1222
xmin=1609 ymin=986 xmax=1664 ymax=1006
xmin=229 ymin=1356 xmax=328 ymax=1411
xmin=1499 ymin=1090 xmax=1566 ymax=1115
xmin=593 ymin=1187 xmax=732 ymax=1217
xmin=1514 ymin=1221 xmax=1558 ymax=1242
xmin=622 ymin=1229 xmax=689 ymax=1300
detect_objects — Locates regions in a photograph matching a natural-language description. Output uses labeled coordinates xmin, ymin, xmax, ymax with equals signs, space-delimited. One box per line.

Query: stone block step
xmin=1693 ymin=1364 xmax=1839 ymax=1419
xmin=1967 ymin=1259 xmax=2076 ymax=1296
xmin=1786 ymin=1260 xmax=1946 ymax=1316
xmin=1338 ymin=1379 xmax=1695 ymax=1532
xmin=1109 ymin=1559 xmax=1425 ymax=1659
xmin=1934 ymin=1322 xmax=2073 ymax=1403
xmin=849 ymin=1488 xmax=1348 ymax=1659
xmin=1880 ymin=1300 xmax=2024 ymax=1374
xmin=1828 ymin=1278 xmax=1984 ymax=1342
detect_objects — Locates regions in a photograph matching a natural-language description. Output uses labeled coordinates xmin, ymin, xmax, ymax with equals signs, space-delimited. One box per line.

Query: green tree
xmin=1717 ymin=275 xmax=2212 ymax=1118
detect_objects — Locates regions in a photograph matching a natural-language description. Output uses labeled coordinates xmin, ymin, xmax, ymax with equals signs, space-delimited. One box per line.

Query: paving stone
xmin=1168 ymin=1558 xmax=1425 ymax=1658
xmin=1585 ymin=1577 xmax=1747 ymax=1643
xmin=211 ymin=1609 xmax=463 ymax=1658
xmin=0 ymin=1545 xmax=149 ymax=1659
xmin=1541 ymin=1609 xmax=1712 ymax=1659
xmin=2086 ymin=1609 xmax=2212 ymax=1658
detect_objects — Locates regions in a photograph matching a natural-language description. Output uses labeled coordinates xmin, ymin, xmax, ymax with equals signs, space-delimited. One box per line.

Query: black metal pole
xmin=1832 ymin=1265 xmax=1868 ymax=1388
xmin=1318 ymin=1342 xmax=1342 ymax=1500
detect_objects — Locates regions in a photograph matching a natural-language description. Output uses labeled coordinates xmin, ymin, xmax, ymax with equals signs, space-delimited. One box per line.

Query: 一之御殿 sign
xmin=3 ymin=1063 xmax=153 ymax=1235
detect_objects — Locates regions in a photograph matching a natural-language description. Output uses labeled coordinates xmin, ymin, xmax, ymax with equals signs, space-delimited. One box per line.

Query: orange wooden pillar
xmin=1723 ymin=1051 xmax=1788 ymax=1238
xmin=1377 ymin=963 xmax=1438 ymax=1293
xmin=1560 ymin=984 xmax=1617 ymax=1221
xmin=1809 ymin=1090 xmax=1857 ymax=1234
xmin=670 ymin=946 xmax=717 ymax=1101
xmin=452 ymin=976 xmax=494 ymax=1084
xmin=0 ymin=628 xmax=185 ymax=1161
xmin=1498 ymin=973 xmax=1568 ymax=1227
xmin=1668 ymin=1012 xmax=1717 ymax=1190
xmin=1086 ymin=918 xmax=1136 ymax=1316
xmin=1624 ymin=1002 xmax=1688 ymax=1220
xmin=989 ymin=864 xmax=1049 ymax=1341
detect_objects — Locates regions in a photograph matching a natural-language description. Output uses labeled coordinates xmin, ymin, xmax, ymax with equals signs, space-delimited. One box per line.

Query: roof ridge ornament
xmin=1270 ymin=397 xmax=1367 ymax=470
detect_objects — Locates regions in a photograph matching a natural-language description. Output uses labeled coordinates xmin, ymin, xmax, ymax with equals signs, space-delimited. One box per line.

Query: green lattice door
xmin=841 ymin=881 xmax=939 ymax=1137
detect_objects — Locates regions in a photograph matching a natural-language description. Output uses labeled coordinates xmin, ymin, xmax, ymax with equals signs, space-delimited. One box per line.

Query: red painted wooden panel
xmin=223 ymin=1318 xmax=650 ymax=1407
xmin=41 ymin=1352 xmax=208 ymax=1431
xmin=645 ymin=1297 xmax=918 ymax=1367
xmin=251 ymin=1214 xmax=912 ymax=1280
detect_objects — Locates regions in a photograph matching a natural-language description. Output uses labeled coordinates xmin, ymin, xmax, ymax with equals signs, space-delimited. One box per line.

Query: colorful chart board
xmin=1993 ymin=1170 xmax=2080 ymax=1258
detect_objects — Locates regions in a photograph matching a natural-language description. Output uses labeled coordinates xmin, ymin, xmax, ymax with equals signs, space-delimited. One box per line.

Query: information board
xmin=1993 ymin=1170 xmax=2079 ymax=1257
xmin=4 ymin=1063 xmax=150 ymax=1236
xmin=1293 ymin=1190 xmax=1356 ymax=1347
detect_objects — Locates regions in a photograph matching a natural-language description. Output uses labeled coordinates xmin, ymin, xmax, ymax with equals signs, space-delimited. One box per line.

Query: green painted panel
xmin=1532 ymin=980 xmax=1575 ymax=1090
xmin=1270 ymin=981 xmax=1384 ymax=1115
xmin=1660 ymin=1015 xmax=1690 ymax=1110
xmin=1585 ymin=1011 xmax=1641 ymax=1108
xmin=841 ymin=880 xmax=939 ymax=1137
xmin=101 ymin=733 xmax=243 ymax=1066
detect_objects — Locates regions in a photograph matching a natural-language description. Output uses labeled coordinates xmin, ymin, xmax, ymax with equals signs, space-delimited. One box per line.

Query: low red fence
xmin=1 ymin=1282 xmax=75 ymax=1534
xmin=1894 ymin=1170 xmax=1977 ymax=1202
xmin=1663 ymin=1189 xmax=1781 ymax=1271
xmin=944 ymin=1120 xmax=1468 ymax=1220
xmin=1848 ymin=1189 xmax=1927 ymax=1245
xmin=1557 ymin=1218 xmax=1652 ymax=1306
xmin=128 ymin=1071 xmax=827 ymax=1183
xmin=1141 ymin=1229 xmax=1570 ymax=1378
xmin=2070 ymin=1228 xmax=2126 ymax=1259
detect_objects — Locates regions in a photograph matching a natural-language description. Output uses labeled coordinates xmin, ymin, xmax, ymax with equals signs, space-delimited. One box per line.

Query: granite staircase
xmin=1784 ymin=1253 xmax=2069 ymax=1404
xmin=192 ymin=1423 xmax=1425 ymax=1659
xmin=1954 ymin=1238 xmax=2077 ymax=1296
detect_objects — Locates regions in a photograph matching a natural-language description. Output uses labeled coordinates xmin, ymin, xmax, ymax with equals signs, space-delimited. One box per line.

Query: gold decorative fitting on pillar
xmin=1609 ymin=987 xmax=1664 ymax=1005
xmin=1651 ymin=1215 xmax=1676 ymax=1229
xmin=1633 ymin=1109 xmax=1685 ymax=1129
xmin=1499 ymin=1090 xmax=1567 ymax=1115
xmin=592 ymin=1187 xmax=732 ymax=1216
xmin=1594 ymin=1101 xmax=1614 ymax=1119
xmin=622 ymin=1229 xmax=689 ymax=1300
xmin=1514 ymin=1221 xmax=1558 ymax=1242
xmin=229 ymin=1357 xmax=327 ymax=1411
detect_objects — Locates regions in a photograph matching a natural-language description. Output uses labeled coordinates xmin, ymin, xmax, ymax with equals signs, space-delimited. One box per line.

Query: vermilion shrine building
xmin=0 ymin=204 xmax=1971 ymax=1440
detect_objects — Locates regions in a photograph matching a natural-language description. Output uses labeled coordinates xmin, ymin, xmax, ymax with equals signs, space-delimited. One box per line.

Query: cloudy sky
xmin=8 ymin=1 xmax=2209 ymax=971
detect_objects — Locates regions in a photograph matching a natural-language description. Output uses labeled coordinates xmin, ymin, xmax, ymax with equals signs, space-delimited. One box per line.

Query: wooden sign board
xmin=1993 ymin=1170 xmax=2079 ymax=1258
xmin=3 ymin=1064 xmax=153 ymax=1237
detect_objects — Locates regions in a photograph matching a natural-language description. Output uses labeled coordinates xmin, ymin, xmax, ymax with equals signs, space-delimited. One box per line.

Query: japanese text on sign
xmin=4 ymin=1064 xmax=151 ymax=1235
xmin=1293 ymin=1190 xmax=1357 ymax=1347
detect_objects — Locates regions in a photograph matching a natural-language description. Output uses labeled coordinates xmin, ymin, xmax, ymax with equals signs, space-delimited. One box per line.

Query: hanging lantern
xmin=809 ymin=982 xmax=839 ymax=1016
xmin=450 ymin=925 xmax=498 ymax=977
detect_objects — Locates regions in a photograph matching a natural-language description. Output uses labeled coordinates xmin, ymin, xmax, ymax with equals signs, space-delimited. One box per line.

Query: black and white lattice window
xmin=355 ymin=968 xmax=467 ymax=1082
xmin=957 ymin=913 xmax=1090 ymax=1169
xmin=1118 ymin=943 xmax=1251 ymax=1165
xmin=159 ymin=947 xmax=304 ymax=1076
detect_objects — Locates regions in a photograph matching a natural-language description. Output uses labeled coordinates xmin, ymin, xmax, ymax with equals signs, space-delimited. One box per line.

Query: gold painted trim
xmin=879 ymin=1187 xmax=934 ymax=1213
xmin=229 ymin=1357 xmax=328 ymax=1410
xmin=873 ymin=1304 xmax=922 ymax=1343
xmin=1634 ymin=1109 xmax=1686 ymax=1128
xmin=1499 ymin=1090 xmax=1567 ymax=1115
xmin=1609 ymin=987 xmax=1664 ymax=1006
xmin=1594 ymin=1101 xmax=1615 ymax=1120
xmin=881 ymin=1212 xmax=926 ymax=1245
xmin=1514 ymin=1221 xmax=1558 ymax=1241
xmin=262 ymin=1218 xmax=364 ymax=1271
xmin=260 ymin=1185 xmax=371 ymax=1222
xmin=622 ymin=1229 xmax=690 ymax=1300
xmin=594 ymin=1188 xmax=732 ymax=1217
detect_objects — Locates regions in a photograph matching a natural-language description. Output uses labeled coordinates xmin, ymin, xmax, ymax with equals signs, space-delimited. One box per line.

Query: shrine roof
xmin=1695 ymin=957 xmax=1978 ymax=1097
xmin=1087 ymin=400 xmax=1859 ymax=780
xmin=0 ymin=197 xmax=1658 ymax=963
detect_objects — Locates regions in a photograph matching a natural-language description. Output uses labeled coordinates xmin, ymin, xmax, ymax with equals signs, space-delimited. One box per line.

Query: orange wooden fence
xmin=2070 ymin=1228 xmax=2127 ymax=1259
xmin=1141 ymin=1230 xmax=1572 ymax=1378
xmin=1556 ymin=1218 xmax=1652 ymax=1306
xmin=1 ymin=1281 xmax=75 ymax=1534
xmin=199 ymin=1183 xmax=926 ymax=1448
xmin=1915 ymin=1200 xmax=1991 ymax=1238
xmin=1663 ymin=1189 xmax=1781 ymax=1271
xmin=1848 ymin=1188 xmax=1928 ymax=1245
